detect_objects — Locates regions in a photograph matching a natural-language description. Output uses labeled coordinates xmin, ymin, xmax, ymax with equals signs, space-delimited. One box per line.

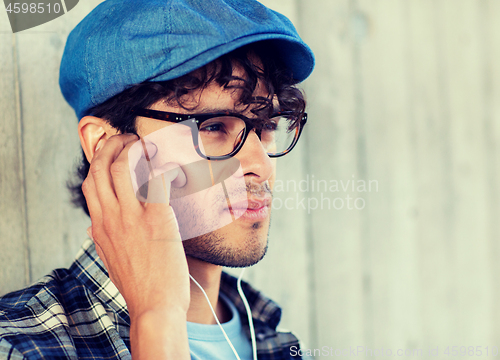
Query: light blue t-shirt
xmin=188 ymin=292 xmax=253 ymax=360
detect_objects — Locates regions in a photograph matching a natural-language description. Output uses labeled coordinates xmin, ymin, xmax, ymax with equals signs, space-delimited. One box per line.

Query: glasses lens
xmin=261 ymin=115 xmax=299 ymax=156
xmin=197 ymin=116 xmax=246 ymax=157
xmin=197 ymin=114 xmax=300 ymax=158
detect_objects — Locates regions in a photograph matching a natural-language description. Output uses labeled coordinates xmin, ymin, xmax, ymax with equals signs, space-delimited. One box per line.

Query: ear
xmin=78 ymin=116 xmax=119 ymax=163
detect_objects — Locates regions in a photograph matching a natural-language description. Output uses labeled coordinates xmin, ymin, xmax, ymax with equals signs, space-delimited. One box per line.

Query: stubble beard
xmin=181 ymin=219 xmax=270 ymax=268
xmin=173 ymin=179 xmax=273 ymax=267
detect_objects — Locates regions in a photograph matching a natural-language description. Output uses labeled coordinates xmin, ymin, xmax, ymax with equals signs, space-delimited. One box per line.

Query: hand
xmin=82 ymin=133 xmax=190 ymax=319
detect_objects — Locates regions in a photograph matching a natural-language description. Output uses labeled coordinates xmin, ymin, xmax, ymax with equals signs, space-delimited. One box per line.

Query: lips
xmin=227 ymin=197 xmax=271 ymax=210
xmin=224 ymin=196 xmax=271 ymax=222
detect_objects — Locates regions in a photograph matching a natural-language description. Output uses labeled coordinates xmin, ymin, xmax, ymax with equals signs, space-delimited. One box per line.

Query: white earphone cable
xmin=189 ymin=274 xmax=241 ymax=360
xmin=189 ymin=269 xmax=257 ymax=360
xmin=237 ymin=268 xmax=258 ymax=360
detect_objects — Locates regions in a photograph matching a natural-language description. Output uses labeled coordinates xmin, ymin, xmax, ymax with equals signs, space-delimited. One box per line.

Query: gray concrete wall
xmin=1 ymin=1 xmax=499 ymax=358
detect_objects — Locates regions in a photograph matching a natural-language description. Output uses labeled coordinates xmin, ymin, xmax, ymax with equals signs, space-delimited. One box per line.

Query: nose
xmin=235 ymin=129 xmax=274 ymax=182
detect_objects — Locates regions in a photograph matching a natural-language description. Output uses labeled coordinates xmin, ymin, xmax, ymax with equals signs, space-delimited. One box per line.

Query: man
xmin=0 ymin=0 xmax=314 ymax=358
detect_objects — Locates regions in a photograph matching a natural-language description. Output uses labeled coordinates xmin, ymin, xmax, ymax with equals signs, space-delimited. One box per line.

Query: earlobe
xmin=78 ymin=116 xmax=117 ymax=163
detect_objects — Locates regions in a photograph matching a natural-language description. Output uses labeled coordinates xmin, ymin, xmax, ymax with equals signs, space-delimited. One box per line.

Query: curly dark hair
xmin=68 ymin=41 xmax=306 ymax=216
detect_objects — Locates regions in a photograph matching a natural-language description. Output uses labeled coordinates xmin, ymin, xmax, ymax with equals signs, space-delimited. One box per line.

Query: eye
xmin=200 ymin=122 xmax=227 ymax=133
xmin=263 ymin=121 xmax=278 ymax=132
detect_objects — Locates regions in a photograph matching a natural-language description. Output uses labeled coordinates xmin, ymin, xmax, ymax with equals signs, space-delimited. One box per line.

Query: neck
xmin=186 ymin=256 xmax=231 ymax=324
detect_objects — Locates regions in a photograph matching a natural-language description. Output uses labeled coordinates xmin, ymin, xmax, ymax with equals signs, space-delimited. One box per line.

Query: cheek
xmin=136 ymin=118 xmax=171 ymax=137
xmin=139 ymin=122 xmax=201 ymax=168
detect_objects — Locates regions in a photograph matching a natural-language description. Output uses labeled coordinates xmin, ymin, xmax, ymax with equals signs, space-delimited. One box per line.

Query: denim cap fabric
xmin=59 ymin=0 xmax=315 ymax=120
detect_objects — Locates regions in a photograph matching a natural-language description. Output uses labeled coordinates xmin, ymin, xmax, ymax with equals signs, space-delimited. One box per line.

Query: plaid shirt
xmin=0 ymin=239 xmax=304 ymax=359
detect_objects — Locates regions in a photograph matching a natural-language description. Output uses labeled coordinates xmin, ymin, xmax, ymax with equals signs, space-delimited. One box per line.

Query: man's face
xmin=135 ymin=69 xmax=276 ymax=268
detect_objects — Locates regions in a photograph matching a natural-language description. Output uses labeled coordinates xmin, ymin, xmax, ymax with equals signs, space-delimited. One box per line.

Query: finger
xmin=169 ymin=164 xmax=187 ymax=188
xmin=145 ymin=162 xmax=185 ymax=204
xmin=128 ymin=138 xmax=157 ymax=202
xmin=143 ymin=196 xmax=181 ymax=242
xmin=82 ymin=173 xmax=103 ymax=229
xmin=91 ymin=134 xmax=138 ymax=214
xmin=82 ymin=174 xmax=107 ymax=250
xmin=142 ymin=162 xmax=184 ymax=241
xmin=145 ymin=173 xmax=170 ymax=204
xmin=157 ymin=162 xmax=186 ymax=188
xmin=111 ymin=138 xmax=155 ymax=210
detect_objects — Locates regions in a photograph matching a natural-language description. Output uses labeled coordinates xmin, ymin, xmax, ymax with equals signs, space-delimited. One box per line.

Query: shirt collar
xmin=70 ymin=239 xmax=283 ymax=330
xmin=70 ymin=239 xmax=130 ymax=323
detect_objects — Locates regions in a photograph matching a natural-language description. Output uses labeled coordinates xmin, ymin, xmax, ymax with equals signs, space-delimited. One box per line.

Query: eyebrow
xmin=196 ymin=106 xmax=236 ymax=114
xmin=196 ymin=105 xmax=281 ymax=115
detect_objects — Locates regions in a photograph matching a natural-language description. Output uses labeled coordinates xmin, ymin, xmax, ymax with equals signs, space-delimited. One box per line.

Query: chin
xmin=182 ymin=221 xmax=269 ymax=267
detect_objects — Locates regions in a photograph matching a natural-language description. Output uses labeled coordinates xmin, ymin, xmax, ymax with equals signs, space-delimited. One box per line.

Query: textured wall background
xmin=1 ymin=1 xmax=499 ymax=358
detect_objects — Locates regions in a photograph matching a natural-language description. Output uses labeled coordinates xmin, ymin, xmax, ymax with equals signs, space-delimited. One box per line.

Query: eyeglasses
xmin=131 ymin=108 xmax=307 ymax=160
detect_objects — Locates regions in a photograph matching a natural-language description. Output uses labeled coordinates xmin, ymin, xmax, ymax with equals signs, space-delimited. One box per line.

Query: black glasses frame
xmin=131 ymin=108 xmax=307 ymax=160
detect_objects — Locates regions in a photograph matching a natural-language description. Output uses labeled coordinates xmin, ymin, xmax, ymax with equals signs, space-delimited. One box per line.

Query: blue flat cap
xmin=59 ymin=0 xmax=315 ymax=120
